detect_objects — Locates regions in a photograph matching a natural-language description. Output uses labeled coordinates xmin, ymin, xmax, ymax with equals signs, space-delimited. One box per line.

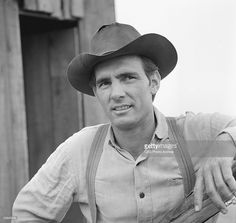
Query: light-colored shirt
xmin=12 ymin=108 xmax=236 ymax=223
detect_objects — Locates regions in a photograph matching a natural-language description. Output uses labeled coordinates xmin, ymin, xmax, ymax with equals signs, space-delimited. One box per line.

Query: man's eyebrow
xmin=116 ymin=72 xmax=139 ymax=78
xmin=95 ymin=72 xmax=139 ymax=85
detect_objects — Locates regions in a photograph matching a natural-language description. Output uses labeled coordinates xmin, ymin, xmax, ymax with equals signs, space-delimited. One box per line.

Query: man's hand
xmin=194 ymin=157 xmax=236 ymax=214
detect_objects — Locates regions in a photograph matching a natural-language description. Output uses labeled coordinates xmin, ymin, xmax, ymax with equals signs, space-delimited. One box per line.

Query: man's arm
xmin=12 ymin=141 xmax=77 ymax=222
xmin=192 ymin=114 xmax=236 ymax=214
xmin=194 ymin=133 xmax=236 ymax=214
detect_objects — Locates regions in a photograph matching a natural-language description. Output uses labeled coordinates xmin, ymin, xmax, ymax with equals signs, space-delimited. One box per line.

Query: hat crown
xmin=91 ymin=23 xmax=141 ymax=55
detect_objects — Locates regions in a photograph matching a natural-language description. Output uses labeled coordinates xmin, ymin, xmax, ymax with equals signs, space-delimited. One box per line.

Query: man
xmin=12 ymin=23 xmax=236 ymax=222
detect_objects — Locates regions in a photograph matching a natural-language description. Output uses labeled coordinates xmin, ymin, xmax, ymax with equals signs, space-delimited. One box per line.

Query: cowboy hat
xmin=67 ymin=22 xmax=177 ymax=96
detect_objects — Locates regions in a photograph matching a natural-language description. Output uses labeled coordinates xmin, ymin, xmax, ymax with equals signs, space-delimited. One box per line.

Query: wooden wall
xmin=21 ymin=0 xmax=84 ymax=19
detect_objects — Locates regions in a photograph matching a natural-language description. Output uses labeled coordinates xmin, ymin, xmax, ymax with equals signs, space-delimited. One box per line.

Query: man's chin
xmin=111 ymin=118 xmax=137 ymax=130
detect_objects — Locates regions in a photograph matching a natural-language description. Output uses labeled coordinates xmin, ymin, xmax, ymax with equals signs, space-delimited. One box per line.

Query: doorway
xmin=20 ymin=14 xmax=84 ymax=223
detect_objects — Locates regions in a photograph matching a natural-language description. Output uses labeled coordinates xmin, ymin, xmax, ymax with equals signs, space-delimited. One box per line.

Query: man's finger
xmin=204 ymin=166 xmax=228 ymax=214
xmin=212 ymin=163 xmax=233 ymax=202
xmin=194 ymin=170 xmax=204 ymax=211
xmin=221 ymin=159 xmax=236 ymax=196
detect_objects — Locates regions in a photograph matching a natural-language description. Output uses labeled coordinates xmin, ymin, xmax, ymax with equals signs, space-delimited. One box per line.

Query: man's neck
xmin=111 ymin=112 xmax=156 ymax=160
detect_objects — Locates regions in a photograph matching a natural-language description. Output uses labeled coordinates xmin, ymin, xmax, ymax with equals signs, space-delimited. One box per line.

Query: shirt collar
xmin=106 ymin=106 xmax=169 ymax=149
xmin=153 ymin=106 xmax=169 ymax=140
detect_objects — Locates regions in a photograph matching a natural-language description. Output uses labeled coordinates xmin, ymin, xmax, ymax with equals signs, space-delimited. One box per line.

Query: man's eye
xmin=124 ymin=75 xmax=135 ymax=81
xmin=98 ymin=81 xmax=110 ymax=88
xmin=128 ymin=76 xmax=134 ymax=79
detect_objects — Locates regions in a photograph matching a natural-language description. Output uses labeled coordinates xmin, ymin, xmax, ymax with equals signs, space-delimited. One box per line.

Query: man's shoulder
xmin=72 ymin=123 xmax=105 ymax=138
xmin=60 ymin=123 xmax=109 ymax=156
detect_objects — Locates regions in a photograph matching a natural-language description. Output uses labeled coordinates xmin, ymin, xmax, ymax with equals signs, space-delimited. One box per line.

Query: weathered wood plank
xmin=79 ymin=0 xmax=116 ymax=126
xmin=23 ymin=0 xmax=38 ymax=11
xmin=71 ymin=0 xmax=84 ymax=18
xmin=37 ymin=0 xmax=53 ymax=13
xmin=0 ymin=0 xmax=28 ymax=219
xmin=73 ymin=28 xmax=85 ymax=130
xmin=79 ymin=0 xmax=116 ymax=53
xmin=51 ymin=0 xmax=62 ymax=18
xmin=62 ymin=0 xmax=71 ymax=19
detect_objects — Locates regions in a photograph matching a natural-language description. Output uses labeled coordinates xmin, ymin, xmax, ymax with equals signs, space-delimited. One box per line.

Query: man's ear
xmin=149 ymin=71 xmax=160 ymax=94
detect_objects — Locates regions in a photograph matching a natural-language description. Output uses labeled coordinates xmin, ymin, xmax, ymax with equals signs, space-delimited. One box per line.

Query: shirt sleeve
xmin=12 ymin=140 xmax=78 ymax=223
xmin=219 ymin=126 xmax=236 ymax=148
xmin=209 ymin=112 xmax=236 ymax=140
xmin=214 ymin=114 xmax=236 ymax=158
xmin=177 ymin=112 xmax=236 ymax=166
xmin=178 ymin=111 xmax=236 ymax=140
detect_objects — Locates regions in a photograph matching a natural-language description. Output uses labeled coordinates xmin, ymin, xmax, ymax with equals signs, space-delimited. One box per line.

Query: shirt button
xmin=139 ymin=192 xmax=145 ymax=199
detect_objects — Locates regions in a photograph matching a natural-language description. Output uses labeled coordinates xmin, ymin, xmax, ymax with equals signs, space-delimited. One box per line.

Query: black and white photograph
xmin=1 ymin=0 xmax=236 ymax=222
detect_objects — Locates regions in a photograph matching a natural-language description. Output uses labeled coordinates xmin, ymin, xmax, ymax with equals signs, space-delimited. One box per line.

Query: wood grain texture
xmin=73 ymin=28 xmax=85 ymax=130
xmin=23 ymin=0 xmax=38 ymax=11
xmin=0 ymin=0 xmax=28 ymax=219
xmin=37 ymin=0 xmax=53 ymax=13
xmin=62 ymin=0 xmax=71 ymax=19
xmin=51 ymin=0 xmax=62 ymax=18
xmin=71 ymin=0 xmax=84 ymax=18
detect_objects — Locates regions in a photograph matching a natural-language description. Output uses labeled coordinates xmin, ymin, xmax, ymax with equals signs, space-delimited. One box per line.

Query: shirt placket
xmin=134 ymin=159 xmax=153 ymax=223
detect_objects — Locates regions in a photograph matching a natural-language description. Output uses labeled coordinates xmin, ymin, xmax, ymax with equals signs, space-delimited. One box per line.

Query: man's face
xmin=93 ymin=55 xmax=158 ymax=130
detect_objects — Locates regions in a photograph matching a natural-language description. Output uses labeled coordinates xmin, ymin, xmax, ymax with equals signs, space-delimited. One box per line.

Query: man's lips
xmin=111 ymin=104 xmax=132 ymax=111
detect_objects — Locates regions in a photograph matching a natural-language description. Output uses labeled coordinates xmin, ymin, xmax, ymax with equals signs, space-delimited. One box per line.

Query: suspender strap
xmin=166 ymin=117 xmax=196 ymax=196
xmin=86 ymin=124 xmax=109 ymax=223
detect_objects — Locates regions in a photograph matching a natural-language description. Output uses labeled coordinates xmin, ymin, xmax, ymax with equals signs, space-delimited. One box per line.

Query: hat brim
xmin=67 ymin=33 xmax=177 ymax=96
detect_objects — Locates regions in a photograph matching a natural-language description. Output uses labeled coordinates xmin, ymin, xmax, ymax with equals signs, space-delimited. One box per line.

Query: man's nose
xmin=110 ymin=82 xmax=125 ymax=100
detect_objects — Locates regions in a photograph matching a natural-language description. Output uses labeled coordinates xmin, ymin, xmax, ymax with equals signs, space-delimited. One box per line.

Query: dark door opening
xmin=20 ymin=15 xmax=83 ymax=223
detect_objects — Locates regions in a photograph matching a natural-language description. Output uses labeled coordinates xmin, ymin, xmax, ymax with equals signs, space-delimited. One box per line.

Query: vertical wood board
xmin=51 ymin=0 xmax=62 ymax=18
xmin=62 ymin=0 xmax=71 ymax=19
xmin=22 ymin=0 xmax=85 ymax=20
xmin=0 ymin=0 xmax=28 ymax=219
xmin=37 ymin=0 xmax=53 ymax=13
xmin=71 ymin=0 xmax=84 ymax=18
xmin=23 ymin=0 xmax=38 ymax=11
xmin=71 ymin=28 xmax=84 ymax=130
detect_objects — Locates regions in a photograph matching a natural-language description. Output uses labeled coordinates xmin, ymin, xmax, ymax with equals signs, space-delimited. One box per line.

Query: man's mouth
xmin=112 ymin=105 xmax=132 ymax=111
